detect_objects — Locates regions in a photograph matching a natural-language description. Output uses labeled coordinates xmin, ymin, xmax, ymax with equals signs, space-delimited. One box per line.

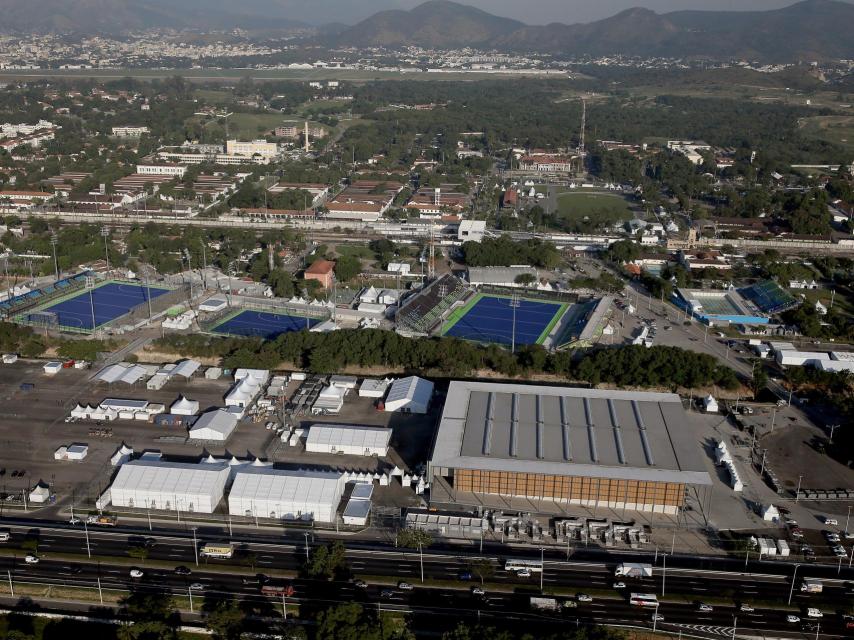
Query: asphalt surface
xmin=1 ymin=521 xmax=852 ymax=638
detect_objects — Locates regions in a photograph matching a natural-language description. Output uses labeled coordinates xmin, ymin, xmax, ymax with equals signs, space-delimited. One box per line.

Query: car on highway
xmin=612 ymin=582 xmax=626 ymax=589
xmin=651 ymin=613 xmax=664 ymax=622
xmin=698 ymin=604 xmax=713 ymax=612
xmin=576 ymin=594 xmax=593 ymax=602
xmin=174 ymin=566 xmax=192 ymax=576
xmin=824 ymin=531 xmax=840 ymax=542
xmin=24 ymin=555 xmax=39 ymax=564
xmin=471 ymin=587 xmax=485 ymax=596
xmin=129 ymin=569 xmax=144 ymax=578
xmin=353 ymin=580 xmax=367 ymax=589
xmin=458 ymin=572 xmax=472 ymax=581
xmin=833 ymin=545 xmax=846 ymax=557
xmin=806 ymin=608 xmax=823 ymax=619
xmin=0 ymin=532 xmax=9 ymax=543
xmin=822 ymin=517 xmax=838 ymax=526
xmin=380 ymin=589 xmax=395 ymax=599
xmin=790 ymin=528 xmax=804 ymax=539
xmin=516 ymin=569 xmax=532 ymax=578
xmin=784 ymin=518 xmax=797 ymax=527
xmin=189 ymin=583 xmax=205 ymax=591
xmin=740 ymin=604 xmax=754 ymax=613
xmin=786 ymin=615 xmax=800 ymax=623
xmin=397 ymin=582 xmax=414 ymax=591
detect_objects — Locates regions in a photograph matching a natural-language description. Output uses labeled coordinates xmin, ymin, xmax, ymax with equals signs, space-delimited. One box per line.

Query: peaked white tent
xmin=171 ymin=396 xmax=199 ymax=416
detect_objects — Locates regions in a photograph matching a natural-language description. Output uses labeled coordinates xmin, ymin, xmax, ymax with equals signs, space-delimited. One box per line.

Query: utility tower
xmin=578 ymin=98 xmax=587 ymax=173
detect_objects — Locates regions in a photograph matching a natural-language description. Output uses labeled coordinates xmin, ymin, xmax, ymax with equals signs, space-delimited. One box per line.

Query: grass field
xmin=799 ymin=115 xmax=854 ymax=154
xmin=188 ymin=112 xmax=288 ymax=139
xmin=556 ymin=192 xmax=632 ymax=228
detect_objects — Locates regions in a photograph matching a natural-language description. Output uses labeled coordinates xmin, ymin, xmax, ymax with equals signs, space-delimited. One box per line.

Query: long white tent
xmin=228 ymin=468 xmax=345 ymax=523
xmin=108 ymin=460 xmax=229 ymax=513
xmin=305 ymin=424 xmax=391 ymax=457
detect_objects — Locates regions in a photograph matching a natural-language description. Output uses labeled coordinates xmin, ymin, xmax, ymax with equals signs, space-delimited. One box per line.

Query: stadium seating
xmin=398 ymin=274 xmax=470 ymax=333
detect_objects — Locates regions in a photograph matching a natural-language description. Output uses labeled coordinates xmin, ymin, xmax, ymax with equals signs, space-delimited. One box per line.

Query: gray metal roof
xmin=466 ymin=266 xmax=537 ymax=284
xmin=430 ymin=381 xmax=711 ymax=486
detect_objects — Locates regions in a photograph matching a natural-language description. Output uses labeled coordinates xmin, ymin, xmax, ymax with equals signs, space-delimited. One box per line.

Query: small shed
xmin=761 ymin=504 xmax=780 ymax=522
xmin=43 ymin=361 xmax=63 ymax=375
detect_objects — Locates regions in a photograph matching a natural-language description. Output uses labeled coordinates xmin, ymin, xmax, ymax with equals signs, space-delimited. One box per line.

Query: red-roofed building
xmin=304 ymin=259 xmax=335 ymax=289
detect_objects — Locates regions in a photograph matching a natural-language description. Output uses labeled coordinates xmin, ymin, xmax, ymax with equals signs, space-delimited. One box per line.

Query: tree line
xmin=154 ymin=331 xmax=739 ymax=391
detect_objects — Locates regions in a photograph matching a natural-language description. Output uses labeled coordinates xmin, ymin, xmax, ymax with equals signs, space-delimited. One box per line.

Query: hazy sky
xmin=337 ymin=0 xmax=851 ymax=24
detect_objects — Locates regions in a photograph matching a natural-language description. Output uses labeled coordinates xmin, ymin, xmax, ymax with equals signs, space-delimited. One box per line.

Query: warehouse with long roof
xmin=428 ymin=381 xmax=712 ymax=515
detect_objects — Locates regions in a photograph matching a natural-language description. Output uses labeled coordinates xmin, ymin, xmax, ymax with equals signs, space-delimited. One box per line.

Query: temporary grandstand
xmin=738 ymin=280 xmax=798 ymax=315
xmin=0 ymin=272 xmax=90 ymax=320
xmin=396 ymin=274 xmax=471 ymax=334
xmin=552 ymin=296 xmax=613 ymax=349
xmin=675 ymin=286 xmax=769 ymax=326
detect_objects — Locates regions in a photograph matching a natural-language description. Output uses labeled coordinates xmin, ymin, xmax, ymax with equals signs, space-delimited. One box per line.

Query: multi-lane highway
xmin=1 ymin=519 xmax=852 ymax=638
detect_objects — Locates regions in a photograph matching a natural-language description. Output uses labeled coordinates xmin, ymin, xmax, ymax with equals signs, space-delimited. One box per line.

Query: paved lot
xmin=0 ymin=361 xmax=437 ymax=520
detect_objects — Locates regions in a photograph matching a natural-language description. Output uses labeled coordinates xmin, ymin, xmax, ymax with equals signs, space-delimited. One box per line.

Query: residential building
xmin=226 ymin=139 xmax=278 ymax=159
xmin=111 ymin=126 xmax=150 ymax=137
xmin=304 ymin=259 xmax=335 ymax=289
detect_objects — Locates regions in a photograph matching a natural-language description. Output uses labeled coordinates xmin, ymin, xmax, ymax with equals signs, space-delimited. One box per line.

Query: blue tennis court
xmin=442 ymin=294 xmax=566 ymax=346
xmin=26 ymin=282 xmax=171 ymax=330
xmin=211 ymin=309 xmax=320 ymax=339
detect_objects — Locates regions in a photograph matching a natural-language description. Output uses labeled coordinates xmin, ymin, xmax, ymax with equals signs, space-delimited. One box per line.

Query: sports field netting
xmin=210 ymin=309 xmax=320 ymax=339
xmin=441 ymin=293 xmax=567 ymax=347
xmin=740 ymin=280 xmax=797 ymax=314
xmin=22 ymin=281 xmax=171 ymax=331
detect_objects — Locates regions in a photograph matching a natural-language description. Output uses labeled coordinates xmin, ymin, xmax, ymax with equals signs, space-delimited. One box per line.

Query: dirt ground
xmin=763 ymin=423 xmax=854 ymax=491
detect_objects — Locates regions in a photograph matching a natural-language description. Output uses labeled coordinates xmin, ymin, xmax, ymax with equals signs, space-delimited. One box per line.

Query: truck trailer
xmin=615 ymin=563 xmax=653 ymax=578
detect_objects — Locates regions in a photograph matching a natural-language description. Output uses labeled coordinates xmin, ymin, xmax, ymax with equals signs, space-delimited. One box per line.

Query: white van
xmin=807 ymin=608 xmax=823 ymax=619
xmin=0 ymin=532 xmax=10 ymax=542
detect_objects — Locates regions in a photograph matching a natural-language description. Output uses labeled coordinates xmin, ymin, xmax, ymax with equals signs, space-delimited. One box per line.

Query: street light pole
xmin=419 ymin=542 xmax=424 ymax=584
xmin=540 ymin=547 xmax=544 ymax=593
xmin=304 ymin=532 xmax=310 ymax=562
xmin=795 ymin=475 xmax=803 ymax=502
xmin=192 ymin=527 xmax=199 ymax=566
xmin=84 ymin=521 xmax=91 ymax=558
xmin=787 ymin=564 xmax=800 ymax=605
xmin=661 ymin=553 xmax=667 ymax=596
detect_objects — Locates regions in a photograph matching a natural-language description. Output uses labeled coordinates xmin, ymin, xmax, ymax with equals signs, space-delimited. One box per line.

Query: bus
xmin=630 ymin=593 xmax=659 ymax=608
xmin=504 ymin=558 xmax=544 ymax=573
xmin=199 ymin=543 xmax=234 ymax=559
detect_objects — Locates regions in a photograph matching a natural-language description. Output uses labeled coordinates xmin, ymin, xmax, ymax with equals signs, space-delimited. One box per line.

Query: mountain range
xmin=334 ymin=0 xmax=854 ymax=61
xmin=2 ymin=0 xmax=853 ymax=61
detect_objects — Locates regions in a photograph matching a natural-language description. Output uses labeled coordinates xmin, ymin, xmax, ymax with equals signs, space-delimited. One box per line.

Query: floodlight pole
xmin=50 ymin=235 xmax=59 ymax=282
xmin=101 ymin=226 xmax=110 ymax=273
xmin=510 ymin=292 xmax=521 ymax=354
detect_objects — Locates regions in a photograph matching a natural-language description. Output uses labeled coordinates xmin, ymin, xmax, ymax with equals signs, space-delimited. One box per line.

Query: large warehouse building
xmin=228 ymin=468 xmax=346 ymax=523
xmin=107 ymin=460 xmax=229 ymax=513
xmin=428 ymin=381 xmax=711 ymax=515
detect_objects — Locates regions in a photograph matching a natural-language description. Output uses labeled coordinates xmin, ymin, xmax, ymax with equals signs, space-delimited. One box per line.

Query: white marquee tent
xmin=384 ymin=376 xmax=433 ymax=414
xmin=189 ymin=409 xmax=239 ymax=441
xmin=305 ymin=424 xmax=391 ymax=457
xmin=108 ymin=460 xmax=229 ymax=513
xmin=228 ymin=468 xmax=345 ymax=523
xmin=171 ymin=396 xmax=200 ymax=416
